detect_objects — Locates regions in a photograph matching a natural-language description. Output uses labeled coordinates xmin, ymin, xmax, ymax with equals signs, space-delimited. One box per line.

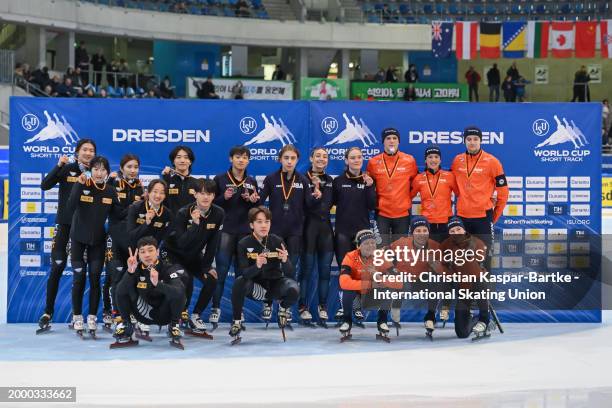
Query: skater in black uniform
xmin=37 ymin=139 xmax=96 ymax=333
xmin=161 ymin=145 xmax=199 ymax=216
xmin=331 ymin=147 xmax=376 ymax=323
xmin=111 ymin=237 xmax=186 ymax=349
xmin=230 ymin=206 xmax=298 ymax=345
xmin=210 ymin=146 xmax=259 ymax=329
xmin=68 ymin=156 xmax=120 ymax=338
xmin=126 ymin=179 xmax=173 ymax=250
xmin=163 ymin=178 xmax=224 ymax=337
xmin=104 ymin=154 xmax=144 ymax=329
xmin=299 ymin=147 xmax=334 ymax=327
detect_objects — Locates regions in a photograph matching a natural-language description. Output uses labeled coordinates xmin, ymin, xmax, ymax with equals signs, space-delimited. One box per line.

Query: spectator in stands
xmin=144 ymin=89 xmax=159 ymax=98
xmin=13 ymin=63 xmax=28 ymax=90
xmin=86 ymin=88 xmax=95 ymax=98
xmin=486 ymin=63 xmax=500 ymax=102
xmin=44 ymin=84 xmax=55 ymax=97
xmin=404 ymin=64 xmax=418 ymax=83
xmin=91 ymin=49 xmax=107 ymax=86
xmin=160 ymin=75 xmax=176 ymax=99
xmin=465 ymin=66 xmax=480 ymax=102
xmin=571 ymin=66 xmax=590 ymax=103
xmin=118 ymin=58 xmax=130 ymax=89
xmin=403 ymin=84 xmax=416 ymax=101
xmin=75 ymin=41 xmax=90 ymax=85
xmin=71 ymin=67 xmax=85 ymax=90
xmin=513 ymin=76 xmax=530 ymax=102
xmin=50 ymin=75 xmax=62 ymax=94
xmin=235 ymin=0 xmax=250 ymax=17
xmin=55 ymin=77 xmax=77 ymax=98
xmin=501 ymin=75 xmax=514 ymax=102
xmin=272 ymin=65 xmax=286 ymax=80
xmin=385 ymin=66 xmax=398 ymax=82
xmin=603 ymin=100 xmax=611 ymax=145
xmin=195 ymin=76 xmax=220 ymax=99
xmin=107 ymin=59 xmax=120 ymax=87
xmin=31 ymin=66 xmax=51 ymax=90
xmin=99 ymin=88 xmax=109 ymax=98
xmin=231 ymin=80 xmax=244 ymax=99
xmin=174 ymin=2 xmax=188 ymax=13
xmin=506 ymin=62 xmax=519 ymax=81
xmin=374 ymin=68 xmax=385 ymax=83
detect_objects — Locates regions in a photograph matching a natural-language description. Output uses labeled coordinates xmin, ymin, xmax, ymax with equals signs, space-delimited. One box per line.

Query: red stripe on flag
xmin=576 ymin=22 xmax=597 ymax=58
xmin=455 ymin=22 xmax=464 ymax=59
xmin=602 ymin=21 xmax=610 ymax=58
xmin=540 ymin=22 xmax=550 ymax=58
xmin=470 ymin=22 xmax=478 ymax=59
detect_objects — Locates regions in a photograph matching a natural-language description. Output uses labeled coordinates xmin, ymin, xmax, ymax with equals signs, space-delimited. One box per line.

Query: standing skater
xmin=161 ymin=146 xmax=199 ymax=216
xmin=37 ymin=139 xmax=96 ymax=334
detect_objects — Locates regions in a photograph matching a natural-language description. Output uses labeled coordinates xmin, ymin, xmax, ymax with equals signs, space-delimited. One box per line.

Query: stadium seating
xmin=80 ymin=0 xmax=270 ymax=20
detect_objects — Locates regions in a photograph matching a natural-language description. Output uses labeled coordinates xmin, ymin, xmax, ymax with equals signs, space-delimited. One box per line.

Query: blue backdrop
xmin=9 ymin=98 xmax=602 ymax=323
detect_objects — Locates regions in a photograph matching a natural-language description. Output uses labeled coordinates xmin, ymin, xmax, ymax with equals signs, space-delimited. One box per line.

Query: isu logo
xmin=535 ymin=115 xmax=588 ymax=149
xmin=24 ymin=110 xmax=79 ymax=145
xmin=242 ymin=113 xmax=297 ymax=146
xmin=324 ymin=113 xmax=377 ymax=148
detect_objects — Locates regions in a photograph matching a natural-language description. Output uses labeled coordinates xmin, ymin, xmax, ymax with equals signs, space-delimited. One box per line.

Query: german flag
xmin=480 ymin=22 xmax=501 ymax=58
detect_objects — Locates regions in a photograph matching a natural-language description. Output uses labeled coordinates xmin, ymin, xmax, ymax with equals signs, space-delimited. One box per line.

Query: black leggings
xmin=115 ymin=276 xmax=185 ymax=326
xmin=278 ymin=234 xmax=301 ymax=281
xmin=104 ymin=229 xmax=130 ymax=314
xmin=376 ymin=214 xmax=410 ymax=246
xmin=429 ymin=223 xmax=449 ymax=243
xmin=71 ymin=240 xmax=105 ymax=316
xmin=44 ymin=224 xmax=71 ymax=316
xmin=173 ymin=257 xmax=218 ymax=315
xmin=213 ymin=232 xmax=247 ymax=309
xmin=461 ymin=209 xmax=494 ymax=271
xmin=342 ymin=290 xmax=388 ymax=325
xmin=231 ymin=276 xmax=299 ymax=321
xmin=300 ymin=218 xmax=333 ymax=307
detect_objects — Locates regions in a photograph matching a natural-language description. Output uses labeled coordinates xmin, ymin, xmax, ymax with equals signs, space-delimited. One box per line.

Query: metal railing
xmin=80 ymin=68 xmax=159 ymax=90
xmin=0 ymin=50 xmax=15 ymax=84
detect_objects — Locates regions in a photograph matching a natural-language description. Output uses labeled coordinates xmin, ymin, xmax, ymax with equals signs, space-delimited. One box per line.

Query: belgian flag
xmin=480 ymin=22 xmax=502 ymax=58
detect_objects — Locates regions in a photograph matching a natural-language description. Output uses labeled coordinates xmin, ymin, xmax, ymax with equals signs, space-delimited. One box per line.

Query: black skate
xmin=168 ymin=323 xmax=185 ymax=350
xmin=425 ymin=320 xmax=435 ymax=341
xmin=439 ymin=306 xmax=450 ymax=328
xmin=102 ymin=312 xmax=113 ymax=334
xmin=354 ymin=310 xmax=366 ymax=329
xmin=490 ymin=304 xmax=504 ymax=334
xmin=471 ymin=321 xmax=491 ymax=342
xmin=333 ymin=307 xmax=344 ymax=328
xmin=229 ymin=320 xmax=242 ymax=346
xmin=209 ymin=308 xmax=220 ymax=332
xmin=36 ymin=313 xmax=52 ymax=335
xmin=317 ymin=305 xmax=328 ymax=329
xmin=298 ymin=307 xmax=316 ymax=328
xmin=339 ymin=321 xmax=352 ymax=342
xmin=277 ymin=307 xmax=291 ymax=342
xmin=262 ymin=304 xmax=272 ymax=329
xmin=110 ymin=322 xmax=139 ymax=349
xmin=376 ymin=321 xmax=391 ymax=343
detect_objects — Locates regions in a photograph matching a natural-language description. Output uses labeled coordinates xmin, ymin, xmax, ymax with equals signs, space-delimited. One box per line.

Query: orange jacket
xmin=388 ymin=237 xmax=448 ymax=281
xmin=366 ymin=151 xmax=418 ymax=218
xmin=410 ymin=169 xmax=458 ymax=224
xmin=339 ymin=249 xmax=400 ymax=293
xmin=450 ymin=150 xmax=509 ymax=222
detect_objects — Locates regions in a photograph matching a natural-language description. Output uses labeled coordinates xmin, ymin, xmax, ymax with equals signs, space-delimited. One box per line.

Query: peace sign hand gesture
xmin=127 ymin=247 xmax=138 ymax=274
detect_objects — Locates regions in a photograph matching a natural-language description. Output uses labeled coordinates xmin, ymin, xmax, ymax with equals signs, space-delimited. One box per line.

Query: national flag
xmin=527 ymin=21 xmax=550 ymax=58
xmin=502 ymin=22 xmax=527 ymax=58
xmin=480 ymin=22 xmax=502 ymax=58
xmin=575 ymin=21 xmax=597 ymax=58
xmin=455 ymin=21 xmax=477 ymax=60
xmin=431 ymin=21 xmax=453 ymax=58
xmin=600 ymin=20 xmax=612 ymax=58
xmin=551 ymin=21 xmax=574 ymax=58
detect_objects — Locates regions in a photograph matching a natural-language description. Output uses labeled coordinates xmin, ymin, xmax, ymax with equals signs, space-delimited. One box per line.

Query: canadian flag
xmin=551 ymin=21 xmax=574 ymax=58
xmin=601 ymin=20 xmax=612 ymax=58
xmin=455 ymin=22 xmax=477 ymax=60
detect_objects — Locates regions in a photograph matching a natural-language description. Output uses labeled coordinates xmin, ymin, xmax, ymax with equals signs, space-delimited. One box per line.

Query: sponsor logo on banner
xmin=21 ymin=241 xmax=40 ymax=252
xmin=571 ymin=176 xmax=590 ymax=189
xmin=569 ymin=242 xmax=589 ymax=254
xmin=490 ymin=257 xmax=500 ymax=269
xmin=533 ymin=115 xmax=591 ymax=163
xmin=20 ymin=187 xmax=42 ymax=200
xmin=547 ymin=228 xmax=568 ymax=240
xmin=570 ymin=256 xmax=590 ymax=269
xmin=21 ymin=173 xmax=42 ymax=185
xmin=570 ymin=204 xmax=590 ymax=216
xmin=508 ymin=190 xmax=523 ymax=203
xmin=44 ymin=226 xmax=55 ymax=239
xmin=318 ymin=114 xmax=381 ymax=160
xmin=547 ymin=242 xmax=567 ymax=255
xmin=548 ymin=204 xmax=567 ymax=215
xmin=526 ymin=205 xmax=545 ymax=216
xmin=493 ymin=242 xmax=501 ymax=255
xmin=44 ymin=202 xmax=58 ymax=214
xmin=502 ymin=257 xmax=523 ymax=268
xmin=548 ymin=177 xmax=568 ymax=188
xmin=503 ymin=205 xmax=523 ymax=216
xmin=44 ymin=188 xmax=59 ymax=200
xmin=44 ymin=241 xmax=53 ymax=253
xmin=241 ymin=113 xmax=301 ymax=161
xmin=20 ymin=255 xmax=41 ymax=267
xmin=525 ymin=256 xmax=546 ymax=270
xmin=502 ymin=229 xmax=523 ymax=241
xmin=525 ymin=242 xmax=546 ymax=254
xmin=526 ymin=177 xmax=546 ymax=188
xmin=570 ymin=190 xmax=590 ymax=202
xmin=526 ymin=190 xmax=546 ymax=202
xmin=547 ymin=256 xmax=567 ymax=269
xmin=20 ymin=202 xmax=42 ymax=214
xmin=22 ymin=111 xmax=80 ymax=159
xmin=525 ymin=229 xmax=546 ymax=240
xmin=571 ymin=229 xmax=588 ymax=240
xmin=506 ymin=176 xmax=523 ymax=188
xmin=20 ymin=227 xmax=42 ymax=239
xmin=408 ymin=130 xmax=504 ymax=145
xmin=503 ymin=243 xmax=523 ymax=254
xmin=547 ymin=190 xmax=568 ymax=202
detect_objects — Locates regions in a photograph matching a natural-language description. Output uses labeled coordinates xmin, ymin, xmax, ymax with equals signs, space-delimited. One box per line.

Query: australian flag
xmin=432 ymin=21 xmax=453 ymax=58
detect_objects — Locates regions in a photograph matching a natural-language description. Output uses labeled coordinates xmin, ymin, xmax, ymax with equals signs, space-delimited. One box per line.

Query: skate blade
xmin=209 ymin=323 xmax=218 ymax=332
xmin=376 ymin=334 xmax=391 ymax=343
xmin=110 ymin=339 xmax=139 ymax=349
xmin=317 ymin=321 xmax=328 ymax=329
xmin=354 ymin=322 xmax=366 ymax=329
xmin=471 ymin=333 xmax=491 ymax=342
xmin=426 ymin=330 xmax=434 ymax=341
xmin=88 ymin=331 xmax=98 ymax=340
xmin=230 ymin=336 xmax=242 ymax=346
xmin=135 ymin=332 xmax=153 ymax=342
xmin=188 ymin=330 xmax=213 ymax=340
xmin=103 ymin=325 xmax=113 ymax=334
xmin=340 ymin=334 xmax=352 ymax=342
xmin=36 ymin=326 xmax=51 ymax=335
xmin=299 ymin=321 xmax=317 ymax=328
xmin=169 ymin=340 xmax=185 ymax=350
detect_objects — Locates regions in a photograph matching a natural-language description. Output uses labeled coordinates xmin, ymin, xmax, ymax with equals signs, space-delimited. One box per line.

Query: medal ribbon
xmin=280 ymin=171 xmax=296 ymax=202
